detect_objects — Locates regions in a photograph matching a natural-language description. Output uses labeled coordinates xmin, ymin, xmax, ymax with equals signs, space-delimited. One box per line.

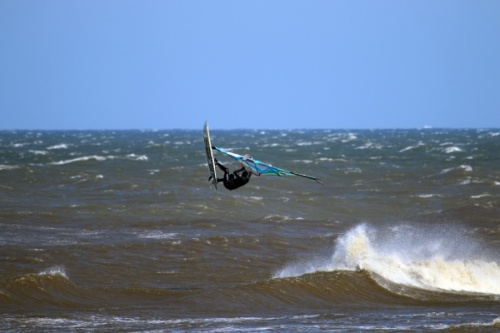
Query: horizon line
xmin=1 ymin=126 xmax=499 ymax=132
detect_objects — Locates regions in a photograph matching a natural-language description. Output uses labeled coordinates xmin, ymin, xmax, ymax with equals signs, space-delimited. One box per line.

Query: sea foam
xmin=275 ymin=223 xmax=500 ymax=295
xmin=38 ymin=266 xmax=68 ymax=279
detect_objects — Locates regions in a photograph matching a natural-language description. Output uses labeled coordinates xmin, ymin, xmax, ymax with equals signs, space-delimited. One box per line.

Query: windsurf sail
xmin=213 ymin=146 xmax=322 ymax=184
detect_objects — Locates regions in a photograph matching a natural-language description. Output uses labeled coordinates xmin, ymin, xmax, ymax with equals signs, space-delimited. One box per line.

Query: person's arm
xmin=233 ymin=167 xmax=246 ymax=176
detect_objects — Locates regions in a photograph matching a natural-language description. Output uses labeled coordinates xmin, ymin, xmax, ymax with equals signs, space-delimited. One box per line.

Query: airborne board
xmin=203 ymin=121 xmax=218 ymax=190
xmin=213 ymin=146 xmax=322 ymax=184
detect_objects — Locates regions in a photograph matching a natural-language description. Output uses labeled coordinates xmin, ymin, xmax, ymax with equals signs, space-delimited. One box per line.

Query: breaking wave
xmin=275 ymin=223 xmax=500 ymax=296
xmin=0 ymin=266 xmax=83 ymax=307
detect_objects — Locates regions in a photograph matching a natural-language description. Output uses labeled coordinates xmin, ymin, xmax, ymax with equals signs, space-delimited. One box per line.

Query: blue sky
xmin=1 ymin=1 xmax=499 ymax=130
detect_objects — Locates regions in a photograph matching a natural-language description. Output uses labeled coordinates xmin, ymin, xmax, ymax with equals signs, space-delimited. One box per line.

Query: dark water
xmin=1 ymin=129 xmax=499 ymax=332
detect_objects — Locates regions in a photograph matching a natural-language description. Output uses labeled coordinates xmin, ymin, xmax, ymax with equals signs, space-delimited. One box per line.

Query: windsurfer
xmin=211 ymin=159 xmax=252 ymax=190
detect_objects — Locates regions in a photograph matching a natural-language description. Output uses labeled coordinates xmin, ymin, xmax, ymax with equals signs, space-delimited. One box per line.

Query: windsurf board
xmin=203 ymin=121 xmax=217 ymax=190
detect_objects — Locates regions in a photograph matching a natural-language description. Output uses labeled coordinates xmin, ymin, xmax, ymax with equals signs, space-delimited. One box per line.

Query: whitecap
xmin=47 ymin=144 xmax=68 ymax=150
xmin=50 ymin=155 xmax=110 ymax=165
xmin=471 ymin=193 xmax=491 ymax=199
xmin=28 ymin=150 xmax=48 ymax=155
xmin=440 ymin=165 xmax=473 ymax=174
xmin=399 ymin=142 xmax=425 ymax=153
xmin=294 ymin=159 xmax=313 ymax=164
xmin=440 ymin=167 xmax=454 ymax=174
xmin=127 ymin=154 xmax=148 ymax=161
xmin=460 ymin=165 xmax=473 ymax=172
xmin=261 ymin=143 xmax=282 ymax=148
xmin=444 ymin=146 xmax=463 ymax=153
xmin=356 ymin=142 xmax=382 ymax=150
xmin=0 ymin=164 xmax=19 ymax=171
xmin=247 ymin=196 xmax=264 ymax=202
xmin=343 ymin=167 xmax=362 ymax=174
xmin=38 ymin=266 xmax=68 ymax=278
xmin=341 ymin=133 xmax=357 ymax=143
xmin=263 ymin=215 xmax=294 ymax=222
xmin=417 ymin=194 xmax=439 ymax=198
xmin=459 ymin=178 xmax=472 ymax=185
xmin=138 ymin=231 xmax=178 ymax=240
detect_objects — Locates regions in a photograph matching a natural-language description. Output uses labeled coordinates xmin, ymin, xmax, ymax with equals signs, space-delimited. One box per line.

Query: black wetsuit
xmin=215 ymin=160 xmax=252 ymax=190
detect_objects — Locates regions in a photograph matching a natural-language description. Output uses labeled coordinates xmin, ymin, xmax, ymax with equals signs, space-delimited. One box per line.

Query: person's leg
xmin=216 ymin=162 xmax=229 ymax=173
xmin=215 ymin=160 xmax=229 ymax=183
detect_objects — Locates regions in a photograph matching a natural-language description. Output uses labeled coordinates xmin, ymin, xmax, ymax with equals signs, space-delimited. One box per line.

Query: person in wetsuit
xmin=213 ymin=158 xmax=252 ymax=190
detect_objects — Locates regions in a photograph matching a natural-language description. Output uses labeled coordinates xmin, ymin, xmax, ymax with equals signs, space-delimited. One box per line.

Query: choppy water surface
xmin=1 ymin=129 xmax=499 ymax=332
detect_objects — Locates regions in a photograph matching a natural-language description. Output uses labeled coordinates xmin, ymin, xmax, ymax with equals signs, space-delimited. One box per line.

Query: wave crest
xmin=275 ymin=223 xmax=500 ymax=296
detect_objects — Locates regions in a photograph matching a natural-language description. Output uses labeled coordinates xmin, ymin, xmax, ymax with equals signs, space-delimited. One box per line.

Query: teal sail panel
xmin=213 ymin=146 xmax=321 ymax=184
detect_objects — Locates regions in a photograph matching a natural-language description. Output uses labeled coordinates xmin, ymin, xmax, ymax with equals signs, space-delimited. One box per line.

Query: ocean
xmin=0 ymin=128 xmax=499 ymax=332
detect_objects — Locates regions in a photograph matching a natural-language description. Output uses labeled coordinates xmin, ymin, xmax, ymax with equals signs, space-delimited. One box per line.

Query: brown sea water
xmin=0 ymin=129 xmax=499 ymax=332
